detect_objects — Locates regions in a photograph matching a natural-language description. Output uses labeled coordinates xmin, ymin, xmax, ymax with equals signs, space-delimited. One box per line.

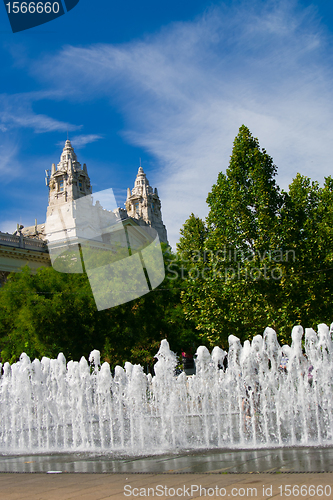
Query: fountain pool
xmin=0 ymin=323 xmax=332 ymax=454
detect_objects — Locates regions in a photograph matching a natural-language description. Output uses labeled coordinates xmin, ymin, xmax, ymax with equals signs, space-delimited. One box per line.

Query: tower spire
xmin=47 ymin=140 xmax=92 ymax=209
xmin=125 ymin=163 xmax=168 ymax=243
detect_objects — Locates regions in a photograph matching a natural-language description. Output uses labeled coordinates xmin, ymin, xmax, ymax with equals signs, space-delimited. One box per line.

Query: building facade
xmin=23 ymin=140 xmax=168 ymax=246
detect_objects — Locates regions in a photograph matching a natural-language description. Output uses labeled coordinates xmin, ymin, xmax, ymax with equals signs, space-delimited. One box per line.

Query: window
xmin=79 ymin=181 xmax=83 ymax=190
xmin=59 ymin=180 xmax=64 ymax=192
xmin=135 ymin=202 xmax=139 ymax=214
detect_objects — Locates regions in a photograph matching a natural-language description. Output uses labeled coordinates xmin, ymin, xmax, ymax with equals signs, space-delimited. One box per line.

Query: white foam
xmin=0 ymin=326 xmax=332 ymax=453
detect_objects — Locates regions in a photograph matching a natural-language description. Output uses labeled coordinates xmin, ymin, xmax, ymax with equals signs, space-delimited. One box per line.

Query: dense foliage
xmin=0 ymin=245 xmax=199 ymax=367
xmin=178 ymin=125 xmax=333 ymax=347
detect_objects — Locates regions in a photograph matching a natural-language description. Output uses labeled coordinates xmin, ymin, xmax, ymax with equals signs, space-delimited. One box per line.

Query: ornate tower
xmin=45 ymin=140 xmax=94 ymax=247
xmin=47 ymin=139 xmax=91 ymax=209
xmin=126 ymin=166 xmax=168 ymax=244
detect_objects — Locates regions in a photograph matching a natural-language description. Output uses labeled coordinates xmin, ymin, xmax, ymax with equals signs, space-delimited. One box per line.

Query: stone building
xmin=23 ymin=140 xmax=168 ymax=246
xmin=125 ymin=165 xmax=168 ymax=244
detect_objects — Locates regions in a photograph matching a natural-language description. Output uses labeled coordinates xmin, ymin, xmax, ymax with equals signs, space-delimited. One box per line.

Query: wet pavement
xmin=0 ymin=446 xmax=333 ymax=474
xmin=1 ymin=471 xmax=333 ymax=500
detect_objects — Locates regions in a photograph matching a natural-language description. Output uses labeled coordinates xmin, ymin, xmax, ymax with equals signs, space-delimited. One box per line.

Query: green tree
xmin=274 ymin=174 xmax=333 ymax=337
xmin=179 ymin=126 xmax=284 ymax=346
xmin=0 ymin=245 xmax=200 ymax=368
xmin=0 ymin=266 xmax=99 ymax=362
xmin=206 ymin=125 xmax=283 ymax=253
xmin=177 ymin=213 xmax=207 ymax=262
xmin=178 ymin=127 xmax=333 ymax=347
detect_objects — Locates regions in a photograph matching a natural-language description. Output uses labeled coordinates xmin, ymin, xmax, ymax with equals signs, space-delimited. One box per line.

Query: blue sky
xmin=1 ymin=0 xmax=333 ymax=248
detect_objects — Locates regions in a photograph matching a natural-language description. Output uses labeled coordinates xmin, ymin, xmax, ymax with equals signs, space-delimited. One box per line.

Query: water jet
xmin=1 ymin=324 xmax=332 ymax=454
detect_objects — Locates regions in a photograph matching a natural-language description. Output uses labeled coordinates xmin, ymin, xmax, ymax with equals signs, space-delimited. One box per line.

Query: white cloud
xmin=0 ymin=142 xmax=23 ymax=180
xmin=0 ymin=92 xmax=81 ymax=134
xmin=33 ymin=0 xmax=333 ymax=248
xmin=65 ymin=134 xmax=103 ymax=148
xmin=1 ymin=111 xmax=77 ymax=133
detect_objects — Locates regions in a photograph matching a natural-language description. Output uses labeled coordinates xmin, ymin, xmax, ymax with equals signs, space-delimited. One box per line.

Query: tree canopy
xmin=178 ymin=125 xmax=333 ymax=347
xmin=0 ymin=245 xmax=200 ymax=367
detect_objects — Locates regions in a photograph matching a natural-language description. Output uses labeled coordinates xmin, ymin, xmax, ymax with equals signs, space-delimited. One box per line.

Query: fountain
xmin=0 ymin=323 xmax=333 ymax=454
